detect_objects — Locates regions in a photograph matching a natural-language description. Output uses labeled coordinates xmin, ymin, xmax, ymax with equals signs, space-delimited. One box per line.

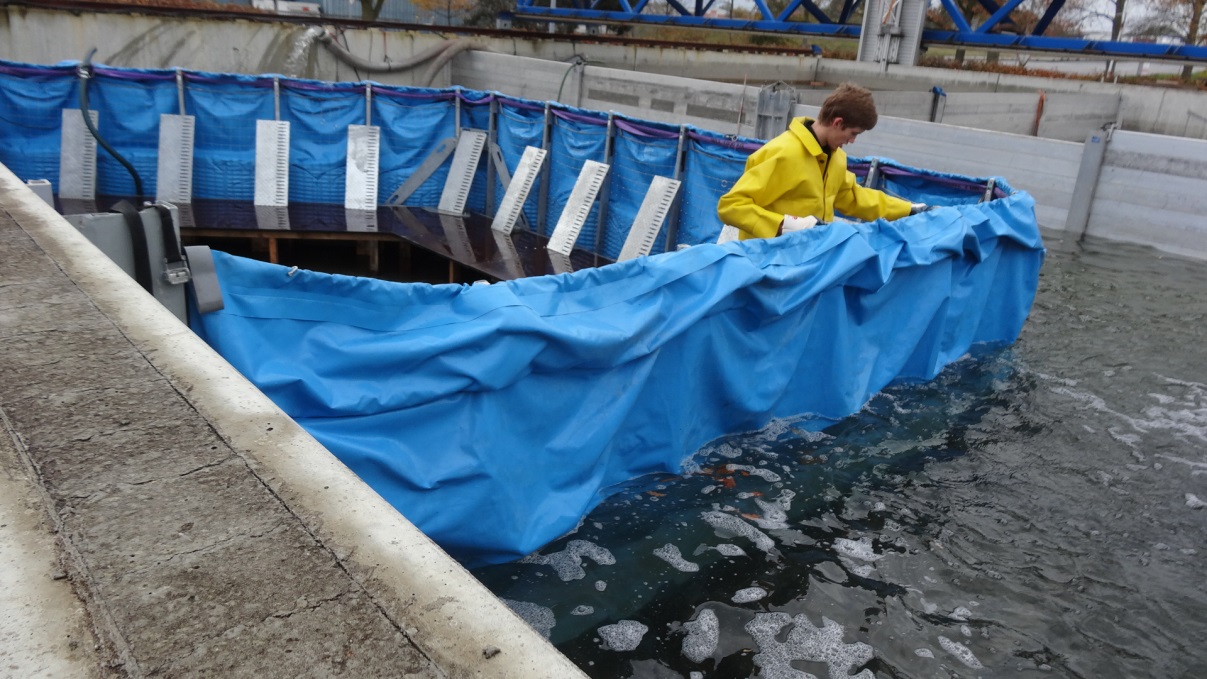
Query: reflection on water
xmin=472 ymin=232 xmax=1207 ymax=678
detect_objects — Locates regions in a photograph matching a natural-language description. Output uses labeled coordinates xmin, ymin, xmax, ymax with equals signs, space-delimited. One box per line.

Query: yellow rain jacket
xmin=717 ymin=117 xmax=912 ymax=240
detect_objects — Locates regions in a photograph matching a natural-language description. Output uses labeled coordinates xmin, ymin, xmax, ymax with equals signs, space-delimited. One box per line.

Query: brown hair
xmin=818 ymin=82 xmax=878 ymax=130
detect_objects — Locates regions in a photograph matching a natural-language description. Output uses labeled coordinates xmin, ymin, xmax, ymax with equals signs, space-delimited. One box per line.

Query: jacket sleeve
xmin=833 ymin=170 xmax=912 ymax=222
xmin=716 ymin=151 xmax=790 ymax=240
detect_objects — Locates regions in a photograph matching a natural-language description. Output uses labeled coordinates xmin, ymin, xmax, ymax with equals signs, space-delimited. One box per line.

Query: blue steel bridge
xmin=513 ymin=0 xmax=1207 ymax=63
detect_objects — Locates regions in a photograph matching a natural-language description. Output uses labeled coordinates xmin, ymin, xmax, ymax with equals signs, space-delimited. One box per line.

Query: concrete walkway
xmin=0 ymin=164 xmax=587 ymax=677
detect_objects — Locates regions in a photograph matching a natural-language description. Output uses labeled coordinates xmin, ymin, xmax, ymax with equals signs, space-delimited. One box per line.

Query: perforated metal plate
xmin=437 ymin=129 xmax=487 ymax=215
xmin=547 ymin=250 xmax=575 ymax=275
xmin=156 ymin=114 xmax=195 ymax=204
xmin=491 ymin=146 xmax=547 ymax=235
xmin=59 ymin=109 xmax=98 ymax=200
xmin=254 ymin=204 xmax=290 ymax=230
xmin=345 ymin=208 xmax=377 ymax=232
xmin=438 ymin=213 xmax=475 ymax=263
xmin=254 ymin=120 xmax=290 ymax=207
xmin=546 ymin=160 xmax=609 ymax=256
xmin=345 ymin=124 xmax=380 ymax=211
xmin=491 ymin=230 xmax=525 ymax=279
xmin=618 ymin=175 xmax=681 ymax=262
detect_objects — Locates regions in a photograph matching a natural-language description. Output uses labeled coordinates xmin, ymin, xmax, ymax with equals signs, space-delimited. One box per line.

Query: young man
xmin=717 ymin=82 xmax=928 ymax=240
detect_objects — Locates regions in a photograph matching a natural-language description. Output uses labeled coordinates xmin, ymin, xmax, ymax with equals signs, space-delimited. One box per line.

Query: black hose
xmin=78 ymin=48 xmax=144 ymax=199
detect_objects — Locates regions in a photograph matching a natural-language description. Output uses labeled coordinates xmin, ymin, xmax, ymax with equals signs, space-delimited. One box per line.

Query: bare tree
xmin=411 ymin=0 xmax=476 ymax=25
xmin=1130 ymin=0 xmax=1206 ymax=78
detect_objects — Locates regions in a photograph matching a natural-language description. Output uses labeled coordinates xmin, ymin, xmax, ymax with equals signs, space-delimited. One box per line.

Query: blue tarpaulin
xmin=0 ymin=58 xmax=1045 ymax=567
xmin=191 ymin=190 xmax=1043 ymax=567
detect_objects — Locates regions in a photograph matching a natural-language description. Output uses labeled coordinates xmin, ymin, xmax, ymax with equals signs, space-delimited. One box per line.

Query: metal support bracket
xmin=547 ymin=160 xmax=609 ymax=257
xmin=618 ymin=175 xmax=681 ymax=262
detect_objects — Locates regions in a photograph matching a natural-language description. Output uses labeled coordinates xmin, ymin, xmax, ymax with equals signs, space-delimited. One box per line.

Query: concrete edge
xmin=0 ymin=412 xmax=109 ymax=678
xmin=0 ymin=162 xmax=588 ymax=679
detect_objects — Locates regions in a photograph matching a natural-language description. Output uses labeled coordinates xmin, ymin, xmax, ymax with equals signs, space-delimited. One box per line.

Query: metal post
xmin=176 ymin=69 xmax=186 ymax=115
xmin=593 ymin=113 xmax=615 ymax=254
xmin=365 ymin=84 xmax=373 ymax=127
xmin=537 ymin=102 xmax=553 ymax=235
xmin=663 ymin=125 xmax=688 ymax=251
xmin=273 ymin=77 xmax=281 ymax=121
xmin=486 ymin=97 xmax=498 ymax=213
xmin=1067 ymin=124 xmax=1114 ymax=240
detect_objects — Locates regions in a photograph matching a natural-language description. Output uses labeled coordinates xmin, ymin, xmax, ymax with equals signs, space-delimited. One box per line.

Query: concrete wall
xmin=3 ymin=5 xmax=1205 ymax=138
xmin=2 ymin=6 xmax=1203 ymax=259
xmin=1080 ymin=131 xmax=1207 ymax=260
xmin=459 ymin=52 xmax=1082 ymax=230
xmin=855 ymin=118 xmax=1083 ymax=230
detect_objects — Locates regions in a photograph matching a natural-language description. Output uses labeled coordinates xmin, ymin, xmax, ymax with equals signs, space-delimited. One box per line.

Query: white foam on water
xmin=690 ymin=673 xmax=704 ymax=679
xmin=938 ymin=635 xmax=984 ymax=669
xmin=732 ymin=587 xmax=768 ymax=603
xmin=598 ymin=619 xmax=648 ymax=652
xmin=702 ymin=442 xmax=743 ymax=459
xmin=716 ymin=543 xmax=748 ymax=557
xmin=915 ymin=648 xmax=934 ymax=658
xmin=595 ymin=580 xmax=607 ymax=591
xmin=681 ymin=608 xmax=719 ymax=663
xmin=727 ymin=464 xmax=783 ymax=483
xmin=502 ymin=599 xmax=556 ymax=639
xmin=654 ymin=543 xmax=701 ymax=572
xmin=1187 ymin=493 xmax=1206 ymax=509
xmin=571 ymin=605 xmax=594 ymax=616
xmin=833 ymin=537 xmax=883 ymax=562
xmin=951 ymin=606 xmax=973 ymax=621
xmin=746 ymin=612 xmax=874 ymax=679
xmin=752 ymin=498 xmax=790 ymax=530
xmin=1050 ymin=378 xmax=1207 ymax=471
xmin=702 ymin=511 xmax=777 ymax=554
xmin=848 ymin=562 xmax=875 ymax=578
xmin=521 ymin=539 xmax=616 ymax=581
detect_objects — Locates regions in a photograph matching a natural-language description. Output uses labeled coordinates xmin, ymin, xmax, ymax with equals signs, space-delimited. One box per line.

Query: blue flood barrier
xmin=190 ymin=190 xmax=1043 ymax=567
xmin=0 ymin=58 xmax=1045 ymax=566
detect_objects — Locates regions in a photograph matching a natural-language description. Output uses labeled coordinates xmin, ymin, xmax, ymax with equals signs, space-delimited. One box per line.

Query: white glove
xmin=780 ymin=215 xmax=819 ymax=234
xmin=909 ymin=202 xmax=934 ymax=215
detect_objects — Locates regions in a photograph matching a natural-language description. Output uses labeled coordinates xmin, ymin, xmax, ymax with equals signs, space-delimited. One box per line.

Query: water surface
xmin=472 ymin=233 xmax=1207 ymax=678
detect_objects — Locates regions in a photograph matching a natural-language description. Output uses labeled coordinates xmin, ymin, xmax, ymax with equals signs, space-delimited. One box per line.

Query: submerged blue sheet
xmin=191 ymin=190 xmax=1044 ymax=567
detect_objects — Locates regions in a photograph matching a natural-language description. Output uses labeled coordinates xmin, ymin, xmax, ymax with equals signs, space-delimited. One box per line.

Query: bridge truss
xmin=513 ymin=0 xmax=1207 ymax=62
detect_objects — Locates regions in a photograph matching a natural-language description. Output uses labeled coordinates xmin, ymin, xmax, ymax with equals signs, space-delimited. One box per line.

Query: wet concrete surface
xmin=0 ymin=207 xmax=447 ymax=677
xmin=0 ymin=165 xmax=588 ymax=678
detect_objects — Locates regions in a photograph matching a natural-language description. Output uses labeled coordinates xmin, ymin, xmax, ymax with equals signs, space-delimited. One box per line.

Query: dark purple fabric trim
xmin=687 ymin=130 xmax=763 ymax=153
xmin=94 ymin=67 xmax=175 ymax=82
xmin=552 ymin=108 xmax=608 ymax=126
xmin=372 ymin=87 xmax=456 ymax=102
xmin=279 ymin=79 xmax=364 ymax=94
xmin=498 ymin=96 xmax=545 ymax=113
xmin=614 ymin=118 xmax=679 ymax=140
xmin=852 ymin=161 xmax=1009 ymax=199
xmin=0 ymin=63 xmax=71 ymax=77
xmin=456 ymin=90 xmax=495 ymax=105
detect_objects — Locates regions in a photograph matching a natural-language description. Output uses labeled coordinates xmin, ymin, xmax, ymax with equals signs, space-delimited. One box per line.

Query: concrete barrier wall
xmin=1084 ymin=131 xmax=1207 ymax=259
xmin=3 ymin=5 xmax=1205 ymax=138
xmin=857 ymin=118 xmax=1083 ymax=230
xmin=797 ymin=88 xmax=935 ymax=121
xmin=939 ymin=91 xmax=1043 ymax=136
xmin=460 ymin=52 xmax=1082 ymax=230
xmin=1038 ymin=93 xmax=1122 ymax=139
xmin=1 ymin=6 xmax=1202 ymax=258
